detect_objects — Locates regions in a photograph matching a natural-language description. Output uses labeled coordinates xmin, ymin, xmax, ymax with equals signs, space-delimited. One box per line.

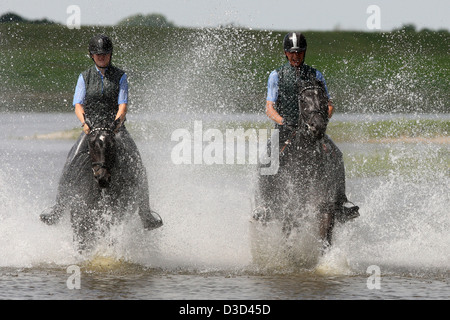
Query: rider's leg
xmin=116 ymin=129 xmax=163 ymax=230
xmin=40 ymin=133 xmax=88 ymax=225
xmin=323 ymin=135 xmax=359 ymax=223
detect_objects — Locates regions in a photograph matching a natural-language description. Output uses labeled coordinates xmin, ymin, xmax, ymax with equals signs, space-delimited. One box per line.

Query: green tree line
xmin=0 ymin=14 xmax=448 ymax=114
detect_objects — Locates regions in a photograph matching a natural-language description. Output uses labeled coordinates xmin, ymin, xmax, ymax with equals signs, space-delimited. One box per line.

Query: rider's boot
xmin=139 ymin=208 xmax=163 ymax=230
xmin=335 ymin=202 xmax=360 ymax=223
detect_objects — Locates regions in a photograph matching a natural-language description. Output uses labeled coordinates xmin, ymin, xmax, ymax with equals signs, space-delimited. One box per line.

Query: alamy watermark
xmin=366 ymin=5 xmax=381 ymax=30
xmin=366 ymin=265 xmax=381 ymax=289
xmin=66 ymin=265 xmax=81 ymax=289
xmin=171 ymin=121 xmax=279 ymax=175
xmin=66 ymin=5 xmax=81 ymax=29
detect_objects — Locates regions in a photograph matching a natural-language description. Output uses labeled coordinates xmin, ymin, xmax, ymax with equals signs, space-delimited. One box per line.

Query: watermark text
xmin=66 ymin=265 xmax=81 ymax=289
xmin=171 ymin=121 xmax=279 ymax=175
xmin=366 ymin=265 xmax=381 ymax=289
xmin=366 ymin=5 xmax=381 ymax=30
xmin=66 ymin=5 xmax=81 ymax=29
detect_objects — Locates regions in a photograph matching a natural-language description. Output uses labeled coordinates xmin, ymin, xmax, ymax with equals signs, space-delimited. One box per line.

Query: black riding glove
xmin=282 ymin=119 xmax=297 ymax=132
xmin=110 ymin=118 xmax=122 ymax=133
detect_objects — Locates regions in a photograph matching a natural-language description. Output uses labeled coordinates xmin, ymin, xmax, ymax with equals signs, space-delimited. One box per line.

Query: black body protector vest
xmin=275 ymin=63 xmax=326 ymax=130
xmin=81 ymin=65 xmax=125 ymax=128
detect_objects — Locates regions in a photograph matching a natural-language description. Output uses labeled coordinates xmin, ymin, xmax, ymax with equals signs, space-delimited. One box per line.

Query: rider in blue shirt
xmin=256 ymin=32 xmax=359 ymax=234
xmin=40 ymin=34 xmax=162 ymax=230
xmin=266 ymin=67 xmax=331 ymax=103
xmin=265 ymin=33 xmax=334 ymax=131
xmin=72 ymin=70 xmax=128 ymax=107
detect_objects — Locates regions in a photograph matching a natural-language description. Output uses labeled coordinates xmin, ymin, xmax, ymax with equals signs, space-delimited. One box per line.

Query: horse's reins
xmin=280 ymin=131 xmax=296 ymax=154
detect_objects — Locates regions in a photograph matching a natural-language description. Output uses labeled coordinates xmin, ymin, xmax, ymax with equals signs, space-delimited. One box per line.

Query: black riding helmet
xmin=89 ymin=34 xmax=113 ymax=55
xmin=283 ymin=32 xmax=307 ymax=53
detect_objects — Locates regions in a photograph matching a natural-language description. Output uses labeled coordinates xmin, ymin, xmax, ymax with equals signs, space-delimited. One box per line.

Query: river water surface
xmin=0 ymin=112 xmax=448 ymax=301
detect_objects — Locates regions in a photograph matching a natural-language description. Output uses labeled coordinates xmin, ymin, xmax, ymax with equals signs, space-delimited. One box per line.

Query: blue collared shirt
xmin=267 ymin=68 xmax=330 ymax=102
xmin=72 ymin=66 xmax=128 ymax=107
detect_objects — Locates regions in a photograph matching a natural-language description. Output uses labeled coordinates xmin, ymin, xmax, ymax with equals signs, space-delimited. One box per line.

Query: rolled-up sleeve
xmin=72 ymin=74 xmax=85 ymax=107
xmin=266 ymin=70 xmax=279 ymax=102
xmin=315 ymin=70 xmax=331 ymax=99
xmin=118 ymin=73 xmax=128 ymax=104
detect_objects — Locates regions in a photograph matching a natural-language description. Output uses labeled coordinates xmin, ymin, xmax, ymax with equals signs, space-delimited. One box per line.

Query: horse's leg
xmin=71 ymin=193 xmax=101 ymax=253
xmin=254 ymin=173 xmax=279 ymax=222
xmin=318 ymin=203 xmax=335 ymax=250
xmin=71 ymin=207 xmax=90 ymax=253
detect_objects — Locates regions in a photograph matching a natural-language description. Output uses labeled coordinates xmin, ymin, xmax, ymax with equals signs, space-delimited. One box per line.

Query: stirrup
xmin=336 ymin=202 xmax=360 ymax=223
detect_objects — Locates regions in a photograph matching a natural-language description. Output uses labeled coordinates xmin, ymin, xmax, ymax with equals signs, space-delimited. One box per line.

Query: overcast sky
xmin=2 ymin=0 xmax=449 ymax=31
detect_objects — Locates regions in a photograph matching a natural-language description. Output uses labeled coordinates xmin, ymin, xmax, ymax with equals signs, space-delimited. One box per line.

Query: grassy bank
xmin=327 ymin=119 xmax=449 ymax=142
xmin=26 ymin=117 xmax=449 ymax=142
xmin=0 ymin=24 xmax=448 ymax=113
xmin=23 ymin=118 xmax=449 ymax=180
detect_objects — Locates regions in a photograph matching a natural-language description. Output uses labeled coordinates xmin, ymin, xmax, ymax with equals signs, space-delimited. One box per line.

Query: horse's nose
xmin=307 ymin=121 xmax=325 ymax=139
xmin=98 ymin=175 xmax=111 ymax=188
xmin=95 ymin=168 xmax=111 ymax=188
xmin=308 ymin=122 xmax=318 ymax=133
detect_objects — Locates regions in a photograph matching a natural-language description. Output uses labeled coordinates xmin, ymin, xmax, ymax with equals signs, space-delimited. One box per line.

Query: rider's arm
xmin=327 ymin=100 xmax=334 ymax=118
xmin=75 ymin=103 xmax=90 ymax=134
xmin=266 ymin=71 xmax=284 ymax=125
xmin=114 ymin=73 xmax=128 ymax=130
xmin=72 ymin=74 xmax=90 ymax=134
xmin=115 ymin=103 xmax=127 ymax=123
xmin=316 ymin=70 xmax=334 ymax=118
xmin=266 ymin=101 xmax=283 ymax=125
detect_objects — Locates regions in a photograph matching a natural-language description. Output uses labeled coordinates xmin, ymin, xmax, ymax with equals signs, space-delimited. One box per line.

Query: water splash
xmin=0 ymin=25 xmax=448 ymax=278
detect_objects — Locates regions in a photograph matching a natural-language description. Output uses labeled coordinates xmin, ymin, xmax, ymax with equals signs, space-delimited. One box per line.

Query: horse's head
xmin=298 ymin=86 xmax=329 ymax=140
xmin=88 ymin=126 xmax=117 ymax=188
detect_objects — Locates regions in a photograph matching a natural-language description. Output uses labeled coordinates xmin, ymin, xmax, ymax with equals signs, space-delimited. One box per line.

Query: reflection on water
xmin=1 ymin=267 xmax=448 ymax=300
xmin=0 ymin=112 xmax=448 ymax=300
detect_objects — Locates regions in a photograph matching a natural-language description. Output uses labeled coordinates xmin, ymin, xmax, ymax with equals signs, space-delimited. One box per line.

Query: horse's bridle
xmin=298 ymin=86 xmax=329 ymax=132
xmin=88 ymin=127 xmax=115 ymax=170
xmin=280 ymin=86 xmax=328 ymax=154
xmin=88 ymin=127 xmax=115 ymax=136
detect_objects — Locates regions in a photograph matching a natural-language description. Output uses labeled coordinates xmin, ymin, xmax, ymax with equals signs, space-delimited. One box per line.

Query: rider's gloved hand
xmin=82 ymin=123 xmax=90 ymax=135
xmin=111 ymin=118 xmax=121 ymax=133
xmin=82 ymin=118 xmax=92 ymax=135
xmin=281 ymin=118 xmax=297 ymax=131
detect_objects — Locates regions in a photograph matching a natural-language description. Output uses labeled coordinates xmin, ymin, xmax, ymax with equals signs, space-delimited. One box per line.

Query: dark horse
xmin=42 ymin=119 xmax=162 ymax=252
xmin=253 ymin=86 xmax=358 ymax=251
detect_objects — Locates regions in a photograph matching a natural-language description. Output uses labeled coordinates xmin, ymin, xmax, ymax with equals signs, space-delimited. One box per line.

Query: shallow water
xmin=0 ymin=112 xmax=448 ymax=301
xmin=1 ymin=266 xmax=448 ymax=300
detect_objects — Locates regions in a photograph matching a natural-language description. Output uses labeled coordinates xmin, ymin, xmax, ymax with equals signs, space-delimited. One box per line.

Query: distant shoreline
xmin=24 ymin=128 xmax=449 ymax=144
